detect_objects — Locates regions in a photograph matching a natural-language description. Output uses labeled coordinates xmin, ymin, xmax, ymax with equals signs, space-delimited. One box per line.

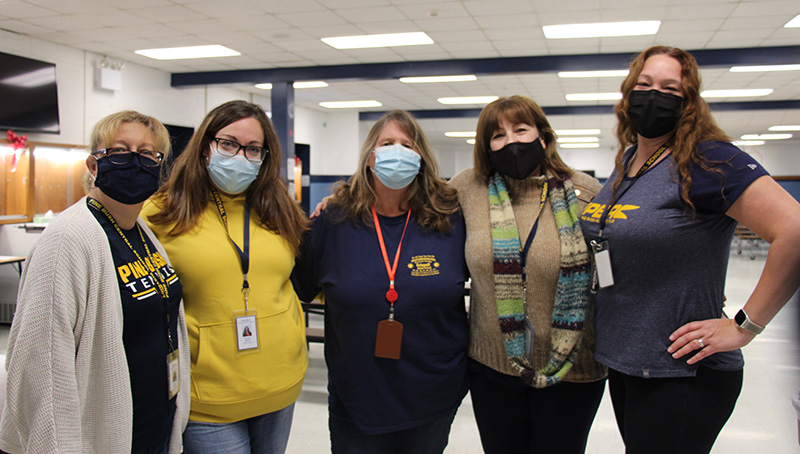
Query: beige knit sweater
xmin=0 ymin=198 xmax=190 ymax=453
xmin=450 ymin=169 xmax=607 ymax=382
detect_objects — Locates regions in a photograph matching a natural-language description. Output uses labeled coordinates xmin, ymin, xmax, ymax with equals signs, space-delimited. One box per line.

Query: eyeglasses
xmin=213 ymin=138 xmax=268 ymax=163
xmin=92 ymin=148 xmax=164 ymax=167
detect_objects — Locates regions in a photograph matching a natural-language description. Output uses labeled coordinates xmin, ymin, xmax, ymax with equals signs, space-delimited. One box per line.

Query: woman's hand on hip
xmin=667 ymin=317 xmax=755 ymax=365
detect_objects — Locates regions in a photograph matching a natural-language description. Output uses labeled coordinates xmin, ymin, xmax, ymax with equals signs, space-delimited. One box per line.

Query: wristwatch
xmin=734 ymin=309 xmax=765 ymax=335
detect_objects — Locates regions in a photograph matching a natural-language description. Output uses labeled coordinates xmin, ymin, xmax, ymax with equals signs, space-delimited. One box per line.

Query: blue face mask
xmin=372 ymin=144 xmax=421 ymax=190
xmin=207 ymin=148 xmax=262 ymax=195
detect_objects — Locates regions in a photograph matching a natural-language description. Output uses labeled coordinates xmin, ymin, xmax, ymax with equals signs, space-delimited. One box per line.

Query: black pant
xmin=608 ymin=366 xmax=743 ymax=454
xmin=468 ymin=359 xmax=606 ymax=454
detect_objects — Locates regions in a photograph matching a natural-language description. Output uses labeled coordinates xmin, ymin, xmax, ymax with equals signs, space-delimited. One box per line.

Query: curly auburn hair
xmin=613 ymin=46 xmax=730 ymax=210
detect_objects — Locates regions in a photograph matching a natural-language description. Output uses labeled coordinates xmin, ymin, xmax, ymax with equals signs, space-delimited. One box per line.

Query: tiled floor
xmin=286 ymin=247 xmax=800 ymax=454
xmin=0 ymin=246 xmax=796 ymax=453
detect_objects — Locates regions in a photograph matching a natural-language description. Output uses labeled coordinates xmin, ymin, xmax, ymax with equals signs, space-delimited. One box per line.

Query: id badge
xmin=375 ymin=319 xmax=403 ymax=359
xmin=591 ymin=240 xmax=614 ymax=288
xmin=167 ymin=349 xmax=180 ymax=399
xmin=524 ymin=318 xmax=535 ymax=366
xmin=235 ymin=312 xmax=259 ymax=351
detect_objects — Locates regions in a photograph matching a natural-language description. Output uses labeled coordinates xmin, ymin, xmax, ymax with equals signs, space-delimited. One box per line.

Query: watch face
xmin=735 ymin=309 xmax=746 ymax=325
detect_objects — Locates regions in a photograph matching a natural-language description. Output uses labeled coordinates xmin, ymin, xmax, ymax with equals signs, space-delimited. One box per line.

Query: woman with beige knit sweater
xmin=449 ymin=95 xmax=606 ymax=454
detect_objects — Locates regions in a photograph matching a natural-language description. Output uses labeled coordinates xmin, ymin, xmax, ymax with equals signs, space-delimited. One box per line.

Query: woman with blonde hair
xmin=0 ymin=110 xmax=189 ymax=454
xmin=143 ymin=100 xmax=309 ymax=453
xmin=580 ymin=45 xmax=800 ymax=453
xmin=292 ymin=110 xmax=469 ymax=453
xmin=450 ymin=95 xmax=606 ymax=453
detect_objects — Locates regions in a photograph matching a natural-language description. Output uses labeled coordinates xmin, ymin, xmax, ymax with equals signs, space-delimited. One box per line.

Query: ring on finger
xmin=698 ymin=338 xmax=705 ymax=348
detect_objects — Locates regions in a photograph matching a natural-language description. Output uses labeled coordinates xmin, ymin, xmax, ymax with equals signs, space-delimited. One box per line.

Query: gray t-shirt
xmin=580 ymin=141 xmax=769 ymax=378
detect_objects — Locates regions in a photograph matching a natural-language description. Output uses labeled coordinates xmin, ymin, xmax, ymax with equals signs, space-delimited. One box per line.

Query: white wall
xmin=295 ymin=107 xmax=359 ymax=176
xmin=0 ymin=29 xmax=361 ymax=256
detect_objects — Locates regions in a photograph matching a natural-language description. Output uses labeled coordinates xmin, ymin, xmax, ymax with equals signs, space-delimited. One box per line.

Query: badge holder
xmin=375 ymin=289 xmax=403 ymax=360
xmin=523 ymin=318 xmax=535 ymax=366
xmin=591 ymin=239 xmax=614 ymax=290
xmin=167 ymin=349 xmax=180 ymax=399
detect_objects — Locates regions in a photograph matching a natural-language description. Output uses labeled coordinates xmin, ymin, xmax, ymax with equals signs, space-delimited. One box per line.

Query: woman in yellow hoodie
xmin=143 ymin=100 xmax=309 ymax=453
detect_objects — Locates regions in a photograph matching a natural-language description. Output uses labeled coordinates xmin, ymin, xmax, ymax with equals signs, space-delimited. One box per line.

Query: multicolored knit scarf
xmin=489 ymin=172 xmax=592 ymax=388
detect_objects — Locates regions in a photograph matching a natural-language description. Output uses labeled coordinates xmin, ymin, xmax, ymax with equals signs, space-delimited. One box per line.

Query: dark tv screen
xmin=0 ymin=51 xmax=60 ymax=134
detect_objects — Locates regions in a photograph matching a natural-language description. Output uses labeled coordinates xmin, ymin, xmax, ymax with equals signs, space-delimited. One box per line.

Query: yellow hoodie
xmin=143 ymin=194 xmax=307 ymax=423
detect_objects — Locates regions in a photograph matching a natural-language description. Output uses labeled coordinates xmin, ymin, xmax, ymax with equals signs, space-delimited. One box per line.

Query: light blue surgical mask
xmin=208 ymin=147 xmax=261 ymax=195
xmin=372 ymin=144 xmax=421 ymax=190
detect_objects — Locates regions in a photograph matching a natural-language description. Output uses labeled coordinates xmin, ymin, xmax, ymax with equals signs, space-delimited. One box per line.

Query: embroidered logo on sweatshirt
xmin=407 ymin=255 xmax=440 ymax=277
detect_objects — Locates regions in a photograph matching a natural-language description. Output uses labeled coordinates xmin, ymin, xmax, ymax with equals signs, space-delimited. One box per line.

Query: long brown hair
xmin=614 ymin=46 xmax=729 ymax=209
xmin=473 ymin=95 xmax=573 ymax=183
xmin=329 ymin=110 xmax=459 ymax=233
xmin=147 ymin=100 xmax=308 ymax=255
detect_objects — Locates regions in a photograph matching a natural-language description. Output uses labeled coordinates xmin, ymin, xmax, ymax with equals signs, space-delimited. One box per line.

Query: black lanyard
xmin=211 ymin=188 xmax=252 ymax=310
xmin=520 ymin=180 xmax=548 ymax=284
xmin=597 ymin=143 xmax=669 ymax=240
xmin=88 ymin=197 xmax=175 ymax=352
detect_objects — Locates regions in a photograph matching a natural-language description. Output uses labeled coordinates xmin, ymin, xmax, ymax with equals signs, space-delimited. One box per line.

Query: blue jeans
xmin=328 ymin=405 xmax=458 ymax=454
xmin=183 ymin=403 xmax=295 ymax=454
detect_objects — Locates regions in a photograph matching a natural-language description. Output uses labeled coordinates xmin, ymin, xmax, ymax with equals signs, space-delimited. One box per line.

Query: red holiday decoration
xmin=6 ymin=130 xmax=28 ymax=173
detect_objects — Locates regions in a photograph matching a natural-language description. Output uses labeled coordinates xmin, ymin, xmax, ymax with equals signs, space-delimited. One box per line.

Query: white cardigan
xmin=0 ymin=198 xmax=190 ymax=453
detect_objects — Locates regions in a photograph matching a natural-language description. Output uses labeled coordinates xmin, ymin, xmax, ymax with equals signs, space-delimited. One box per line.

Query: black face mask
xmin=489 ymin=139 xmax=545 ymax=180
xmin=94 ymin=155 xmax=161 ymax=205
xmin=627 ymin=89 xmax=683 ymax=139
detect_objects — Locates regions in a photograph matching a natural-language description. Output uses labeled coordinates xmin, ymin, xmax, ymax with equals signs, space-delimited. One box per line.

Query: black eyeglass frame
xmin=91 ymin=148 xmax=164 ymax=167
xmin=212 ymin=137 xmax=269 ymax=163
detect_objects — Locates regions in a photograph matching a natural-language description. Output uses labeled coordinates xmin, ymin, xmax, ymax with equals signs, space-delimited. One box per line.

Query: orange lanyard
xmin=371 ymin=205 xmax=411 ymax=311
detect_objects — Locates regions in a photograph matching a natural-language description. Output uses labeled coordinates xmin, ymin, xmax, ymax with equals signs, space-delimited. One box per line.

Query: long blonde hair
xmin=329 ymin=110 xmax=458 ymax=233
xmin=613 ymin=46 xmax=730 ymax=210
xmin=147 ymin=100 xmax=308 ymax=255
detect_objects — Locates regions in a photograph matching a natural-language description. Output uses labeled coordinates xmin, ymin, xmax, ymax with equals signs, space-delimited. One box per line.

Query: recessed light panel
xmin=437 ymin=96 xmax=498 ymax=105
xmin=319 ymin=100 xmax=382 ymax=109
xmin=135 ymin=45 xmax=240 ymax=60
xmin=321 ymin=32 xmax=433 ymax=49
xmin=543 ymin=21 xmax=660 ymax=39
xmin=399 ymin=75 xmax=477 ymax=83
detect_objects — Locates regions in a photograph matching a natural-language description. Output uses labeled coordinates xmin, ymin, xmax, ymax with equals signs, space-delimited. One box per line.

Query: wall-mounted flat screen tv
xmin=0 ymin=51 xmax=60 ymax=134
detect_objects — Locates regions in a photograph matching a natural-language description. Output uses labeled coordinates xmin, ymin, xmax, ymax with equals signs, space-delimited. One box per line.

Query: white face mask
xmin=207 ymin=147 xmax=262 ymax=194
xmin=372 ymin=144 xmax=421 ymax=190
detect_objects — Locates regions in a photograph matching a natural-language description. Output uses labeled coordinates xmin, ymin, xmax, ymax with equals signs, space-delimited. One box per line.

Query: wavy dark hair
xmin=329 ymin=110 xmax=459 ymax=233
xmin=473 ymin=95 xmax=573 ymax=183
xmin=614 ymin=46 xmax=730 ymax=210
xmin=147 ymin=100 xmax=308 ymax=255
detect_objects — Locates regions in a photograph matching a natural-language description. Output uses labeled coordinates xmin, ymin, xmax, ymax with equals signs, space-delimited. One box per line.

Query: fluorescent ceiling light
xmin=445 ymin=131 xmax=476 ymax=138
xmin=740 ymin=133 xmax=792 ymax=140
xmin=733 ymin=140 xmax=765 ymax=146
xmin=768 ymin=125 xmax=800 ymax=131
xmin=400 ymin=75 xmax=477 ymax=83
xmin=701 ymin=89 xmax=773 ymax=98
xmin=466 ymin=139 xmax=476 ymax=145
xmin=558 ymin=70 xmax=629 ymax=78
xmin=785 ymin=14 xmax=800 ymax=28
xmin=565 ymin=92 xmax=622 ymax=101
xmin=560 ymin=143 xmax=600 ymax=149
xmin=255 ymin=81 xmax=328 ymax=90
xmin=437 ymin=96 xmax=498 ymax=105
xmin=135 ymin=45 xmax=240 ymax=60
xmin=556 ymin=137 xmax=599 ymax=143
xmin=321 ymin=32 xmax=433 ymax=49
xmin=319 ymin=100 xmax=382 ymax=109
xmin=543 ymin=20 xmax=660 ymax=39
xmin=730 ymin=64 xmax=800 ymax=73
xmin=554 ymin=129 xmax=602 ymax=135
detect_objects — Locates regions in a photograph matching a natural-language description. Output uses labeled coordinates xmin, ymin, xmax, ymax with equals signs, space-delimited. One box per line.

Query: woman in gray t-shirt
xmin=580 ymin=45 xmax=800 ymax=454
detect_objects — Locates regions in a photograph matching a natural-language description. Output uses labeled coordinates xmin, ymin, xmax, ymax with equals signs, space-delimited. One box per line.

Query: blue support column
xmin=271 ymin=81 xmax=295 ymax=183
